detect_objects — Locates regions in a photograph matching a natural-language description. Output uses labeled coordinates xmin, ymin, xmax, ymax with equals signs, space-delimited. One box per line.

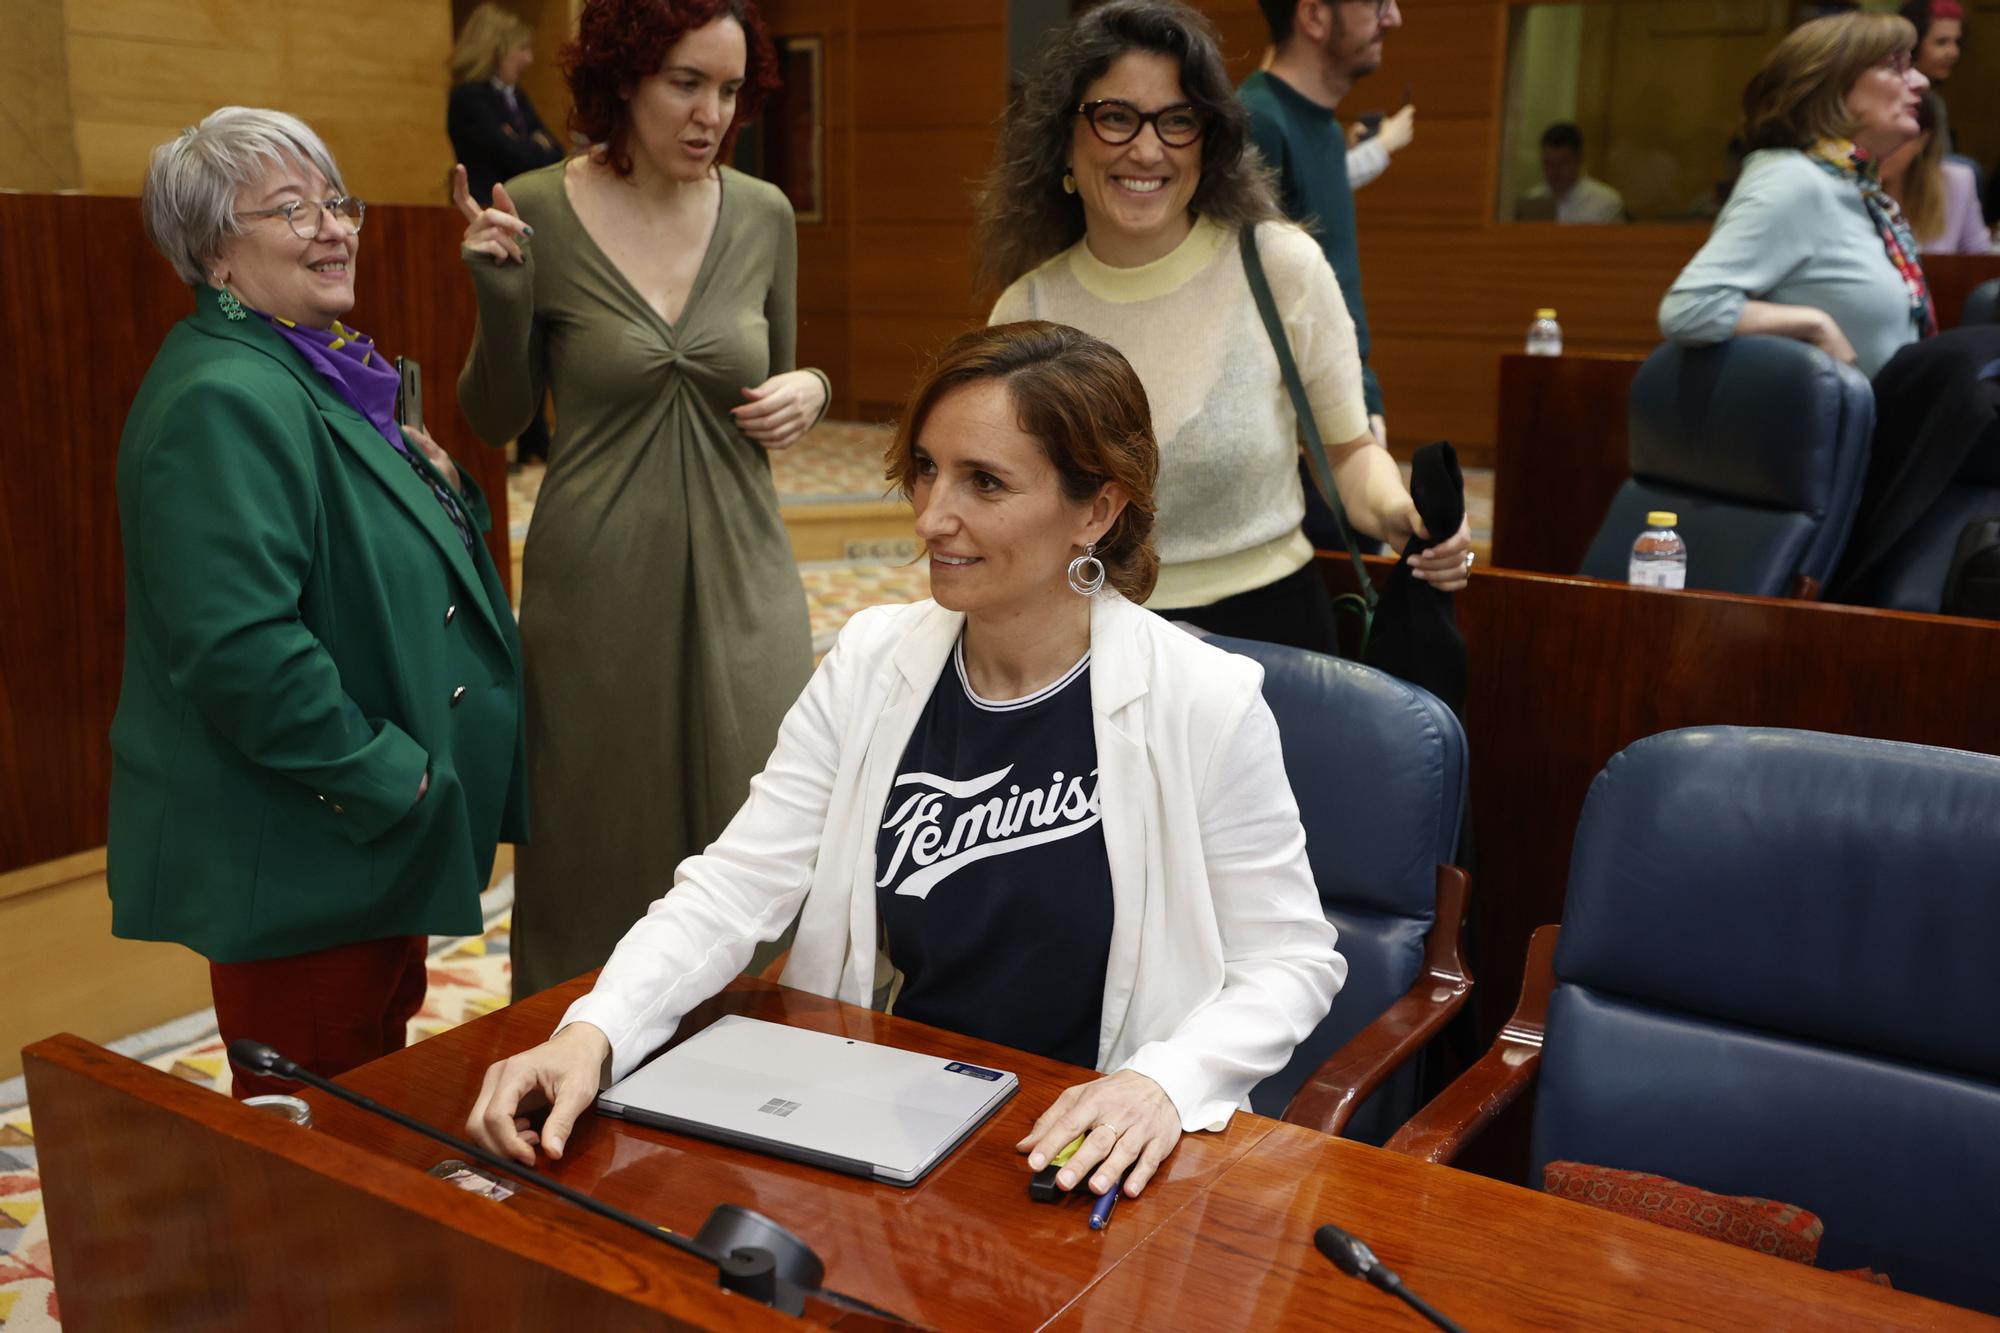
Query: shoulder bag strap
xmin=1238 ymin=224 xmax=1378 ymax=646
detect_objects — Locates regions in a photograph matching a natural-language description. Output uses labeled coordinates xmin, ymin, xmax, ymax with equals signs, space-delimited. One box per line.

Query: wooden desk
xmin=310 ymin=975 xmax=1279 ymax=1330
xmin=310 ymin=977 xmax=1989 ymax=1329
xmin=1054 ymin=1125 xmax=1986 ymax=1332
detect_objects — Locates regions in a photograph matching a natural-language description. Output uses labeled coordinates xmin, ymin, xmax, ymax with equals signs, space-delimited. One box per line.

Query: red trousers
xmin=210 ymin=935 xmax=430 ymax=1100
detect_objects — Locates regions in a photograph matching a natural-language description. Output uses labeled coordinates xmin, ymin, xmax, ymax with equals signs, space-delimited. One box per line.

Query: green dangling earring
xmin=214 ymin=285 xmax=247 ymax=322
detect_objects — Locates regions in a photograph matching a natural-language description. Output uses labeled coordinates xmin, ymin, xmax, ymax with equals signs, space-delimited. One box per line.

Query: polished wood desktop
xmin=31 ymin=975 xmax=1983 ymax=1330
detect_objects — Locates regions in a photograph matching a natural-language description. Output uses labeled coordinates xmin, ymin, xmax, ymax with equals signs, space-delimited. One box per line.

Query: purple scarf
xmin=266 ymin=317 xmax=403 ymax=450
xmin=265 ymin=315 xmax=476 ymax=551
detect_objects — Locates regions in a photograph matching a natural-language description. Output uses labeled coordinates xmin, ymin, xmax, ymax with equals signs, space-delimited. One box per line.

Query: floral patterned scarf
xmin=1806 ymin=137 xmax=1938 ymax=340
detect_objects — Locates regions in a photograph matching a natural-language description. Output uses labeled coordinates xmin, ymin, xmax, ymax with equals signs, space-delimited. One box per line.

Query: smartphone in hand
xmin=396 ymin=356 xmax=424 ymax=433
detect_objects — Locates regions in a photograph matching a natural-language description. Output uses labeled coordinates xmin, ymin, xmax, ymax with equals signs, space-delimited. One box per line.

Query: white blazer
xmin=561 ymin=593 xmax=1345 ymax=1132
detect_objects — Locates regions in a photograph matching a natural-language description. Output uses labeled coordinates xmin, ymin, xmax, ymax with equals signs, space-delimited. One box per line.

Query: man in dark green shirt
xmin=1240 ymin=0 xmax=1405 ymax=439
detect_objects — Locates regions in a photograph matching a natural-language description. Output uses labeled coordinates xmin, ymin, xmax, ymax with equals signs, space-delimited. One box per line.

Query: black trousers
xmin=1153 ymin=560 xmax=1342 ymax=656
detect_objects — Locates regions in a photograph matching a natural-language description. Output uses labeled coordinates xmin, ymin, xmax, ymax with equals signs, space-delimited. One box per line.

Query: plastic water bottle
xmin=1628 ymin=511 xmax=1688 ymax=589
xmin=1525 ymin=308 xmax=1563 ymax=356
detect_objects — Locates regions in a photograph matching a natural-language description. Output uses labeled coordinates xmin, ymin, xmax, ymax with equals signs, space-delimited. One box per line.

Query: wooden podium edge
xmin=21 ymin=1034 xmax=803 ymax=1331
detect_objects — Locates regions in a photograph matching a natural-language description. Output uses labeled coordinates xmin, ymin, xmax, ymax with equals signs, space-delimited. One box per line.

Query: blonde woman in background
xmin=449 ymin=4 xmax=566 ymax=210
xmin=449 ymin=3 xmax=567 ymax=468
xmin=1882 ymin=90 xmax=1990 ymax=254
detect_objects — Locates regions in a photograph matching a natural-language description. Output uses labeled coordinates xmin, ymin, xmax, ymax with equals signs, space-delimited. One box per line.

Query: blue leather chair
xmin=1580 ymin=338 xmax=1874 ymax=597
xmin=1205 ymin=637 xmax=1471 ymax=1146
xmin=1390 ymin=727 xmax=2000 ymax=1315
xmin=1963 ymin=277 xmax=1999 ymax=327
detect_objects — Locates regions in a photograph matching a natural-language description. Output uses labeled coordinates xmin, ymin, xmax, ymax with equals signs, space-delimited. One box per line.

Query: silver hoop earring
xmin=1066 ymin=542 xmax=1106 ymax=597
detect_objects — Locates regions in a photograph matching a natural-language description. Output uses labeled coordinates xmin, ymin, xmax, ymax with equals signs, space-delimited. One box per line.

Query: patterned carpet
xmin=1 ymin=421 xmax=1492 ymax=1328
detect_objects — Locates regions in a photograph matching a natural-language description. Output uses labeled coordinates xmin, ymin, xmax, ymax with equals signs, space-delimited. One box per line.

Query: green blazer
xmin=109 ymin=298 xmax=527 ymax=963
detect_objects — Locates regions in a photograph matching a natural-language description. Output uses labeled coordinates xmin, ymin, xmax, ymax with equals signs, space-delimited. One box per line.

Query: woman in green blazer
xmin=114 ymin=107 xmax=527 ymax=1096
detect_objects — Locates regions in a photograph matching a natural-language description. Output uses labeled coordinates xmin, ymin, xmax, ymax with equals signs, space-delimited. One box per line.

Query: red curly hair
xmin=562 ymin=0 xmax=780 ymax=177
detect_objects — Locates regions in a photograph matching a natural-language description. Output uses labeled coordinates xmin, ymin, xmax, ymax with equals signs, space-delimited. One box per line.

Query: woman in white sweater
xmin=467 ymin=322 xmax=1345 ymax=1204
xmin=980 ymin=0 xmax=1470 ymax=653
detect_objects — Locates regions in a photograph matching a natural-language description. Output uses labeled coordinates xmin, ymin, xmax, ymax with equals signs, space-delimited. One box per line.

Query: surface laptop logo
xmin=877 ymin=764 xmax=1101 ymax=899
xmin=757 ymin=1097 xmax=801 ymax=1118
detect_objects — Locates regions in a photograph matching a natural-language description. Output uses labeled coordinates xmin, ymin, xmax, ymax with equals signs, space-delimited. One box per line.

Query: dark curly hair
xmin=562 ymin=0 xmax=780 ymax=177
xmin=975 ymin=0 xmax=1278 ymax=293
xmin=886 ymin=322 xmax=1161 ymax=603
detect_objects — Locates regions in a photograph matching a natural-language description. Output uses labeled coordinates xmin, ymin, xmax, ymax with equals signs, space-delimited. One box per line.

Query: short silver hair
xmin=140 ymin=107 xmax=348 ymax=289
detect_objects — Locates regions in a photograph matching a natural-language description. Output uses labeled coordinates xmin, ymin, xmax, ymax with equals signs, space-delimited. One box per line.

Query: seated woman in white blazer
xmin=467 ymin=321 xmax=1346 ymax=1202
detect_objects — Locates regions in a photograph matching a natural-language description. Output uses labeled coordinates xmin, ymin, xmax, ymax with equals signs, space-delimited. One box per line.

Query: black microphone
xmin=1315 ymin=1223 xmax=1467 ymax=1333
xmin=225 ymin=1039 xmax=911 ymax=1323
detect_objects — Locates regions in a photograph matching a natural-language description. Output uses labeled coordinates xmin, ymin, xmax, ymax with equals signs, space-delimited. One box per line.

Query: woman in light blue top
xmin=1661 ymin=12 xmax=1936 ymax=378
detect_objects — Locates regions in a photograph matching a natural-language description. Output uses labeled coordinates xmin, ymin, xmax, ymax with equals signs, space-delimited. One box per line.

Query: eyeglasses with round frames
xmin=235 ymin=196 xmax=367 ymax=239
xmin=1076 ymin=100 xmax=1206 ymax=148
xmin=1876 ymin=50 xmax=1917 ymax=77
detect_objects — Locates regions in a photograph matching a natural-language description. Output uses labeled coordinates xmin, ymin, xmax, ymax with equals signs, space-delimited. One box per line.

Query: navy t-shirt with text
xmin=874 ymin=641 xmax=1113 ymax=1069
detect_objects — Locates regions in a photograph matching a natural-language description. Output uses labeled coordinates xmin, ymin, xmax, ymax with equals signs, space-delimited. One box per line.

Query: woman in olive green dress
xmin=456 ymin=0 xmax=827 ymax=998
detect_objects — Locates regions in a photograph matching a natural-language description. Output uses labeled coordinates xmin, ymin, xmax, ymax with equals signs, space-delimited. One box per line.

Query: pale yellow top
xmin=991 ymin=216 xmax=1367 ymax=608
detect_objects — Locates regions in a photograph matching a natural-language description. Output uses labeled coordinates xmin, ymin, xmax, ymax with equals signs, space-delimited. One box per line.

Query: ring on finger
xmin=1094 ymin=1122 xmax=1121 ymax=1137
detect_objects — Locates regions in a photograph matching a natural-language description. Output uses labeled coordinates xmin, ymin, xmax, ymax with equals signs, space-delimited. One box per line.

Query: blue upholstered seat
xmin=1205 ymin=637 xmax=1466 ymax=1146
xmin=1580 ymin=338 xmax=1874 ymax=596
xmin=1536 ymin=727 xmax=2000 ymax=1313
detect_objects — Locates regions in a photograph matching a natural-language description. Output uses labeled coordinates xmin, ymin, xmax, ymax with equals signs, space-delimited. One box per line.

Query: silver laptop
xmin=596 ymin=1015 xmax=1019 ymax=1186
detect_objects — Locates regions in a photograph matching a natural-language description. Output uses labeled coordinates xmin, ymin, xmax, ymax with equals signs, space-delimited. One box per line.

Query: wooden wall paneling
xmin=851 ymin=224 xmax=982 ymax=316
xmin=1365 ymin=225 xmax=1700 ymax=344
xmin=851 ymin=129 xmax=1000 ymax=226
xmin=1490 ymin=352 xmax=1641 ymax=572
xmin=843 ymin=11 xmax=1007 ymax=420
xmin=1364 ymin=339 xmax=1507 ymax=466
xmin=852 ymin=26 xmax=1008 ymax=129
xmin=1927 ymin=253 xmax=2000 ymax=330
xmin=1320 ymin=558 xmax=2000 ymax=1046
xmin=1345 ymin=114 xmax=1498 ymax=229
xmin=850 ymin=313 xmax=983 ymax=413
xmin=851 ymin=0 xmax=1005 ymax=33
xmin=60 ymin=0 xmax=456 ymax=205
xmin=0 ymin=0 xmax=81 ymax=191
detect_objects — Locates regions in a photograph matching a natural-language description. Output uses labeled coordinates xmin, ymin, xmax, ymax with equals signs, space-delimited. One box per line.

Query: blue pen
xmin=1088 ymin=1175 xmax=1124 ymax=1231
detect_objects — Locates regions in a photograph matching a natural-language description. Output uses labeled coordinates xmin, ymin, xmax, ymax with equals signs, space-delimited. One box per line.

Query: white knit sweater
xmin=990 ymin=216 xmax=1367 ymax=608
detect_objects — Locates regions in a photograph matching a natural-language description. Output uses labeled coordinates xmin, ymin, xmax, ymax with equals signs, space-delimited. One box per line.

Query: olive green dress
xmin=460 ymin=162 xmax=821 ymax=999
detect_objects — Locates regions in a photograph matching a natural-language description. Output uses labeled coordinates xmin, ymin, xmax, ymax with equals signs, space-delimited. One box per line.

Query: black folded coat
xmin=1365 ymin=440 xmax=1468 ymax=721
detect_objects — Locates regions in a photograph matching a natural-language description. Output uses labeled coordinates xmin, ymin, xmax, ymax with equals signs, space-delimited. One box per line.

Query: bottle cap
xmin=1646 ymin=510 xmax=1679 ymax=527
xmin=1535 ymin=308 xmax=1557 ymax=320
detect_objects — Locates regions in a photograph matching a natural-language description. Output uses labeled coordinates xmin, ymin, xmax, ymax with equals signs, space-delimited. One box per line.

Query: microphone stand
xmin=1315 ymin=1222 xmax=1467 ymax=1333
xmin=227 ymin=1040 xmax=908 ymax=1323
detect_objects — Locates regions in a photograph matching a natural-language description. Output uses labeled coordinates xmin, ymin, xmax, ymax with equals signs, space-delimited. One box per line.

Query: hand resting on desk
xmin=1021 ymin=1067 xmax=1182 ymax=1198
xmin=467 ymin=1021 xmax=612 ymax=1165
